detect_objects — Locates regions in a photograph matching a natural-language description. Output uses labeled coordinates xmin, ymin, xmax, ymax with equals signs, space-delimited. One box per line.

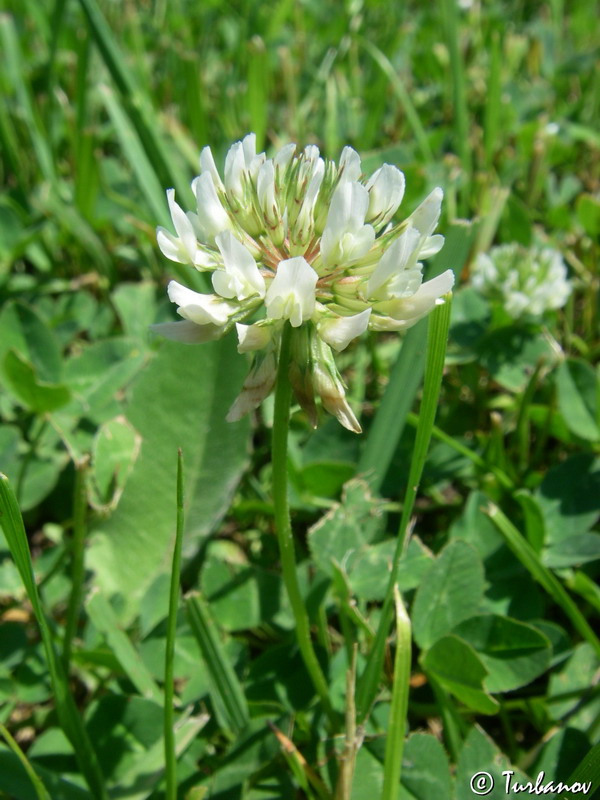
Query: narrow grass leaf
xmin=557 ymin=742 xmax=600 ymax=799
xmin=357 ymin=295 xmax=452 ymax=721
xmin=99 ymin=84 xmax=169 ymax=226
xmin=381 ymin=587 xmax=412 ymax=800
xmin=185 ymin=592 xmax=250 ymax=735
xmin=164 ymin=449 xmax=185 ymax=800
xmin=358 ymin=39 xmax=432 ymax=162
xmin=85 ymin=589 xmax=163 ymax=703
xmin=0 ymin=474 xmax=107 ymax=800
xmin=0 ymin=723 xmax=51 ymax=800
xmin=486 ymin=503 xmax=600 ymax=659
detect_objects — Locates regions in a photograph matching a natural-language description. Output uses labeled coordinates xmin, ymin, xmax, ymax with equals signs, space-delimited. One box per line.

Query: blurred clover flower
xmin=472 ymin=243 xmax=571 ymax=320
xmin=153 ymin=134 xmax=453 ymax=432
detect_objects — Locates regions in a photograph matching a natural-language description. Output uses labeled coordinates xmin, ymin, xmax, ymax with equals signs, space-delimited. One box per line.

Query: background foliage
xmin=0 ymin=0 xmax=599 ymax=797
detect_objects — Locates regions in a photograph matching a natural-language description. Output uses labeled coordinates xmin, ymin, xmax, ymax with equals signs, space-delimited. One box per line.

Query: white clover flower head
xmin=471 ymin=243 xmax=571 ymax=320
xmin=152 ymin=133 xmax=454 ymax=432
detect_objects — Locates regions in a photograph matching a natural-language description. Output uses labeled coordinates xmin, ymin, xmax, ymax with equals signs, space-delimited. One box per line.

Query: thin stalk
xmin=164 ymin=450 xmax=185 ymax=800
xmin=272 ymin=324 xmax=335 ymax=725
xmin=62 ymin=456 xmax=89 ymax=672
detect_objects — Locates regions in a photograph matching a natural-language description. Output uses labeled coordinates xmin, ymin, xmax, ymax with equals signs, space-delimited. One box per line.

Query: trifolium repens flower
xmin=472 ymin=243 xmax=571 ymax=320
xmin=152 ymin=134 xmax=454 ymax=433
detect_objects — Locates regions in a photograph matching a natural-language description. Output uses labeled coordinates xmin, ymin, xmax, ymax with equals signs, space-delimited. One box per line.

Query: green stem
xmin=164 ymin=450 xmax=184 ymax=800
xmin=63 ymin=456 xmax=89 ymax=672
xmin=272 ymin=324 xmax=335 ymax=725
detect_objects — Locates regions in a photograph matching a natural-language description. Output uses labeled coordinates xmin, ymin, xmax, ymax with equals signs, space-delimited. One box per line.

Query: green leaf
xmin=0 ymin=301 xmax=63 ymax=384
xmin=87 ymin=337 xmax=250 ymax=619
xmin=3 ymin=350 xmax=71 ymax=413
xmin=452 ymin=614 xmax=552 ymax=692
xmin=349 ymin=537 xmax=433 ymax=602
xmin=399 ymin=733 xmax=453 ymax=800
xmin=536 ymin=455 xmax=600 ymax=544
xmin=308 ymin=478 xmax=386 ymax=576
xmin=478 ymin=325 xmax=558 ymax=392
xmin=544 ymin=533 xmax=600 ymax=568
xmin=456 ymin=726 xmax=529 ymax=800
xmin=556 ymin=359 xmax=600 ymax=441
xmin=412 ymin=540 xmax=485 ymax=650
xmin=576 ymin=194 xmax=600 ymax=237
xmin=422 ymin=635 xmax=499 ymax=714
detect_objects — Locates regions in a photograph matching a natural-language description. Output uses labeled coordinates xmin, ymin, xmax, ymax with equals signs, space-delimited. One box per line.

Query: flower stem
xmin=272 ymin=323 xmax=335 ymax=724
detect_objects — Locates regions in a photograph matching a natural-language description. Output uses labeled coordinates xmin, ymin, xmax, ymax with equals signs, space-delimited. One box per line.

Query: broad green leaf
xmin=544 ymin=533 xmax=600 ymax=568
xmin=548 ymin=643 xmax=600 ymax=724
xmin=452 ymin=614 xmax=552 ymax=692
xmin=349 ymin=537 xmax=433 ymax=602
xmin=0 ymin=749 xmax=88 ymax=800
xmin=0 ymin=302 xmax=63 ymax=385
xmin=63 ymin=338 xmax=147 ymax=422
xmin=399 ymin=733 xmax=453 ymax=800
xmin=556 ymin=359 xmax=599 ymax=442
xmin=456 ymin=726 xmax=529 ymax=800
xmin=576 ymin=193 xmax=600 ymax=237
xmin=3 ymin=351 xmax=70 ymax=413
xmin=532 ymin=728 xmax=592 ymax=792
xmin=536 ymin=455 xmax=600 ymax=544
xmin=422 ymin=635 xmax=499 ymax=714
xmin=308 ymin=478 xmax=386 ymax=576
xmin=111 ymin=282 xmax=157 ymax=341
xmin=478 ymin=325 xmax=557 ymax=392
xmin=351 ymin=746 xmax=383 ymax=798
xmin=412 ymin=540 xmax=485 ymax=650
xmin=87 ymin=337 xmax=250 ymax=618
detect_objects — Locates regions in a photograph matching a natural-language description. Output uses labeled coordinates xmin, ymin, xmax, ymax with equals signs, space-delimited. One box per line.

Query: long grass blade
xmin=164 ymin=449 xmax=185 ymax=800
xmin=381 ymin=588 xmax=411 ymax=800
xmin=486 ymin=503 xmax=600 ymax=659
xmin=356 ymin=295 xmax=452 ymax=722
xmin=185 ymin=593 xmax=250 ymax=735
xmin=0 ymin=474 xmax=107 ymax=800
xmin=85 ymin=589 xmax=163 ymax=703
xmin=0 ymin=723 xmax=51 ymax=800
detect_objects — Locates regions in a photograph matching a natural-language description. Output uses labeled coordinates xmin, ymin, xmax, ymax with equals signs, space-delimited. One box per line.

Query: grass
xmin=0 ymin=0 xmax=599 ymax=798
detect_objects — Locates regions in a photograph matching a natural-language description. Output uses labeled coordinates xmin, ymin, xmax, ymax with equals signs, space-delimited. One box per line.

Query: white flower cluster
xmin=472 ymin=243 xmax=571 ymax=320
xmin=153 ymin=134 xmax=453 ymax=432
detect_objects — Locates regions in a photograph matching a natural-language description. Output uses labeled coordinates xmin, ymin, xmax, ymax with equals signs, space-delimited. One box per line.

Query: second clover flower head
xmin=152 ymin=133 xmax=454 ymax=433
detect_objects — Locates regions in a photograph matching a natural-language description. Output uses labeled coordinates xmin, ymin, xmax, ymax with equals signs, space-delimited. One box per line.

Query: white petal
xmin=166 ymin=189 xmax=197 ymax=262
xmin=318 ymin=308 xmax=371 ymax=351
xmin=199 ymin=146 xmax=224 ymax=190
xmin=156 ymin=227 xmax=186 ymax=264
xmin=265 ymin=257 xmax=318 ymax=327
xmin=366 ymin=164 xmax=405 ymax=225
xmin=419 ymin=234 xmax=445 ymax=259
xmin=371 ymin=269 xmax=454 ymax=330
xmin=241 ymin=133 xmax=257 ymax=166
xmin=338 ymin=146 xmax=362 ymax=182
xmin=149 ymin=319 xmax=223 ymax=343
xmin=192 ymin=172 xmax=231 ymax=242
xmin=274 ymin=142 xmax=296 ymax=170
xmin=235 ymin=322 xmax=272 ymax=353
xmin=409 ymin=187 xmax=443 ymax=237
xmin=257 ymin=160 xmax=277 ymax=218
xmin=214 ymin=231 xmax=265 ymax=300
xmin=367 ymin=227 xmax=421 ymax=297
xmin=167 ymin=280 xmax=237 ymax=325
xmin=224 ymin=142 xmax=245 ymax=197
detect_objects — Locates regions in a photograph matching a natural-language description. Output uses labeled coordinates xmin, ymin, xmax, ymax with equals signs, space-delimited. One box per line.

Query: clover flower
xmin=472 ymin=243 xmax=571 ymax=320
xmin=152 ymin=134 xmax=454 ymax=432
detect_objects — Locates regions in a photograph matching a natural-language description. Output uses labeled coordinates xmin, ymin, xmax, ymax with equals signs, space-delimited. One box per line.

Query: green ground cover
xmin=0 ymin=0 xmax=599 ymax=797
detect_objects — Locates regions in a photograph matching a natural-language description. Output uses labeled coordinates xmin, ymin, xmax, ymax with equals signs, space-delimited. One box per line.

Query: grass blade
xmin=358 ymin=38 xmax=432 ymax=162
xmin=359 ymin=222 xmax=474 ymax=491
xmin=486 ymin=503 xmax=600 ymax=659
xmin=381 ymin=588 xmax=411 ymax=800
xmin=62 ymin=457 xmax=89 ymax=672
xmin=0 ymin=474 xmax=108 ymax=800
xmin=85 ymin=589 xmax=163 ymax=703
xmin=164 ymin=449 xmax=185 ymax=800
xmin=558 ymin=742 xmax=600 ymax=800
xmin=0 ymin=723 xmax=51 ymax=800
xmin=185 ymin=593 xmax=250 ymax=735
xmin=357 ymin=295 xmax=452 ymax=722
